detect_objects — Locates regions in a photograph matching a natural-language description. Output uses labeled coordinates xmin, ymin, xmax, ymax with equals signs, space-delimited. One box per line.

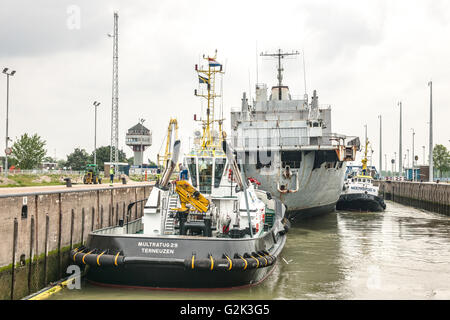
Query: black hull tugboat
xmin=71 ymin=140 xmax=288 ymax=289
xmin=336 ymin=192 xmax=386 ymax=212
xmin=336 ymin=137 xmax=386 ymax=212
xmin=71 ymin=52 xmax=289 ymax=289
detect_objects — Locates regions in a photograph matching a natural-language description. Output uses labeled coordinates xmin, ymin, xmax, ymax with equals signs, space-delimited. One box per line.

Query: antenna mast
xmin=110 ymin=12 xmax=119 ymax=169
xmin=194 ymin=50 xmax=224 ymax=150
xmin=260 ymin=49 xmax=299 ymax=99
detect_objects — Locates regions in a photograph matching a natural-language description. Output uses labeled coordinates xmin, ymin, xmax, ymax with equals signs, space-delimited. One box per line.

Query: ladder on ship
xmin=163 ymin=194 xmax=179 ymax=235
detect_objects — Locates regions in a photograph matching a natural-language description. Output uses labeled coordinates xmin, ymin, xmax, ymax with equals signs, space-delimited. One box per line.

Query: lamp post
xmin=411 ymin=128 xmax=415 ymax=181
xmin=2 ymin=68 xmax=16 ymax=177
xmin=378 ymin=115 xmax=382 ymax=177
xmin=397 ymin=102 xmax=402 ymax=177
xmin=93 ymin=101 xmax=101 ymax=166
xmin=428 ymin=81 xmax=433 ymax=182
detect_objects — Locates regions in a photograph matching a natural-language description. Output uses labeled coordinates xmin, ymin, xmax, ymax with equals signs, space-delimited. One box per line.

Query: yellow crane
xmin=157 ymin=118 xmax=179 ymax=169
xmin=175 ymin=180 xmax=210 ymax=213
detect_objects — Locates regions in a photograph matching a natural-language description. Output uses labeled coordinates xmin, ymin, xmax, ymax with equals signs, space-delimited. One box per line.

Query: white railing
xmin=4 ymin=169 xmax=86 ymax=175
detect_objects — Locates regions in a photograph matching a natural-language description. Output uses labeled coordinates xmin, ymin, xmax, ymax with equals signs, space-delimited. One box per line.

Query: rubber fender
xmin=243 ymin=253 xmax=259 ymax=269
xmin=70 ymin=248 xmax=124 ymax=267
xmin=250 ymin=252 xmax=268 ymax=267
xmin=186 ymin=256 xmax=215 ymax=271
xmin=261 ymin=251 xmax=277 ymax=266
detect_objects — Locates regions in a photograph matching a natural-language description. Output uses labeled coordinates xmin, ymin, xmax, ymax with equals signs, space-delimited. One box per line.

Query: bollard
xmin=64 ymin=178 xmax=72 ymax=187
xmin=122 ymin=177 xmax=127 ymax=184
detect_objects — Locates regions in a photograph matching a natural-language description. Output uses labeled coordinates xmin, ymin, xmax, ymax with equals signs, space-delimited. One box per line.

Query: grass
xmin=0 ymin=174 xmax=70 ymax=188
xmin=0 ymin=173 xmax=156 ymax=188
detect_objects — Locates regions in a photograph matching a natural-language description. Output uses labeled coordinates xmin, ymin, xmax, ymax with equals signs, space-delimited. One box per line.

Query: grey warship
xmin=230 ymin=49 xmax=359 ymax=219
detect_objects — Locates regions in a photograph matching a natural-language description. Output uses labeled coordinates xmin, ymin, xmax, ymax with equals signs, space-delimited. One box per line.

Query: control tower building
xmin=125 ymin=122 xmax=152 ymax=166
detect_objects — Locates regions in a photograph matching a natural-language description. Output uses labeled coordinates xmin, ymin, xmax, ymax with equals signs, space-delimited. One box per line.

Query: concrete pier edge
xmin=0 ymin=183 xmax=152 ymax=300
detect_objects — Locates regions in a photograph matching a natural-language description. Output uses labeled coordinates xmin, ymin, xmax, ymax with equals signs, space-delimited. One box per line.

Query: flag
xmin=208 ymin=58 xmax=222 ymax=67
xmin=198 ymin=75 xmax=209 ymax=84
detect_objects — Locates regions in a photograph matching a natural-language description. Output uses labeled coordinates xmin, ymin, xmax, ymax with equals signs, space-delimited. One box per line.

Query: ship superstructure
xmin=230 ymin=49 xmax=359 ymax=218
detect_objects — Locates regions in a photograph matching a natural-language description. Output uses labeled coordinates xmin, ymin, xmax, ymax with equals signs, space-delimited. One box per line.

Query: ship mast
xmin=194 ymin=50 xmax=224 ymax=151
xmin=260 ymin=49 xmax=299 ymax=99
xmin=362 ymin=137 xmax=369 ymax=176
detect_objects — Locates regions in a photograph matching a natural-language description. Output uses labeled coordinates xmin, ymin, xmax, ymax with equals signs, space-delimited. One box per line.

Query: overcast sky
xmin=1 ymin=0 xmax=449 ymax=170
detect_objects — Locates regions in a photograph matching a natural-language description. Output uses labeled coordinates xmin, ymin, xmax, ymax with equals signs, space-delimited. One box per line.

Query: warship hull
xmin=240 ymin=150 xmax=348 ymax=219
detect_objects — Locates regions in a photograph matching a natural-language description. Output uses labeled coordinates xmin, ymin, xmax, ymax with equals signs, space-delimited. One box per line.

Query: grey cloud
xmin=0 ymin=0 xmax=156 ymax=57
xmin=303 ymin=2 xmax=387 ymax=61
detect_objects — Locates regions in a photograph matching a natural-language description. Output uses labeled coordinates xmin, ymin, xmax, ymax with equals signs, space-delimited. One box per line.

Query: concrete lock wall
xmin=377 ymin=181 xmax=450 ymax=216
xmin=0 ymin=185 xmax=151 ymax=300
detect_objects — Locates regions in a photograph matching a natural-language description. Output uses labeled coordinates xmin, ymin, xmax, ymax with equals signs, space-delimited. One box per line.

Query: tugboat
xmin=70 ymin=52 xmax=289 ymax=289
xmin=336 ymin=137 xmax=386 ymax=212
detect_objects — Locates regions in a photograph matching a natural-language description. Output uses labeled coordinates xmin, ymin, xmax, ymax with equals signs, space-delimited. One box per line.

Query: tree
xmin=11 ymin=133 xmax=47 ymax=169
xmin=65 ymin=148 xmax=91 ymax=170
xmin=433 ymin=144 xmax=450 ymax=178
xmin=42 ymin=156 xmax=56 ymax=163
xmin=89 ymin=146 xmax=127 ymax=169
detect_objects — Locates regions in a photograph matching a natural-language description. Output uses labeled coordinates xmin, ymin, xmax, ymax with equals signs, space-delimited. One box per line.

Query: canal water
xmin=50 ymin=201 xmax=450 ymax=300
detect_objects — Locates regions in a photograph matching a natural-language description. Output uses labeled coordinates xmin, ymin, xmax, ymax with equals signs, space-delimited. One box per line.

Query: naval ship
xmin=230 ymin=49 xmax=360 ymax=218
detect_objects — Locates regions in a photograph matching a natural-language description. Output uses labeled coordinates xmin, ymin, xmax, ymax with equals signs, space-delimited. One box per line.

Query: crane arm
xmin=175 ymin=180 xmax=209 ymax=213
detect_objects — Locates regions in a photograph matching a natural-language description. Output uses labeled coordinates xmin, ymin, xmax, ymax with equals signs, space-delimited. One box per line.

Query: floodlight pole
xmin=428 ymin=81 xmax=433 ymax=182
xmin=2 ymin=68 xmax=16 ymax=177
xmin=93 ymin=101 xmax=100 ymax=166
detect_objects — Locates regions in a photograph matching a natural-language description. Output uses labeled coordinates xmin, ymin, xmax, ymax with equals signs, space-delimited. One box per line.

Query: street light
xmin=378 ymin=115 xmax=382 ymax=177
xmin=397 ymin=101 xmax=402 ymax=177
xmin=2 ymin=67 xmax=16 ymax=177
xmin=93 ymin=101 xmax=101 ymax=166
xmin=428 ymin=81 xmax=433 ymax=182
xmin=411 ymin=128 xmax=415 ymax=181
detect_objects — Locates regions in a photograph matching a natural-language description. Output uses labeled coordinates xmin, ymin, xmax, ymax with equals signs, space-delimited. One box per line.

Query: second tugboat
xmin=336 ymin=137 xmax=386 ymax=212
xmin=70 ymin=52 xmax=289 ymax=289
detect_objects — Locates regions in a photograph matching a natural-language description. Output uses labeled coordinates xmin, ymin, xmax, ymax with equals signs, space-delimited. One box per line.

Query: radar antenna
xmin=260 ymin=49 xmax=299 ymax=100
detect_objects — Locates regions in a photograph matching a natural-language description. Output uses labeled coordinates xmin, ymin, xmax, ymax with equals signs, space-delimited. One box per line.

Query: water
xmin=50 ymin=201 xmax=450 ymax=300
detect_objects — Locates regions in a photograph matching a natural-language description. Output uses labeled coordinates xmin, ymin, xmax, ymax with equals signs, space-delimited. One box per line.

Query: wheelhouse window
xmin=185 ymin=157 xmax=197 ymax=187
xmin=198 ymin=157 xmax=213 ymax=194
xmin=214 ymin=158 xmax=226 ymax=188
